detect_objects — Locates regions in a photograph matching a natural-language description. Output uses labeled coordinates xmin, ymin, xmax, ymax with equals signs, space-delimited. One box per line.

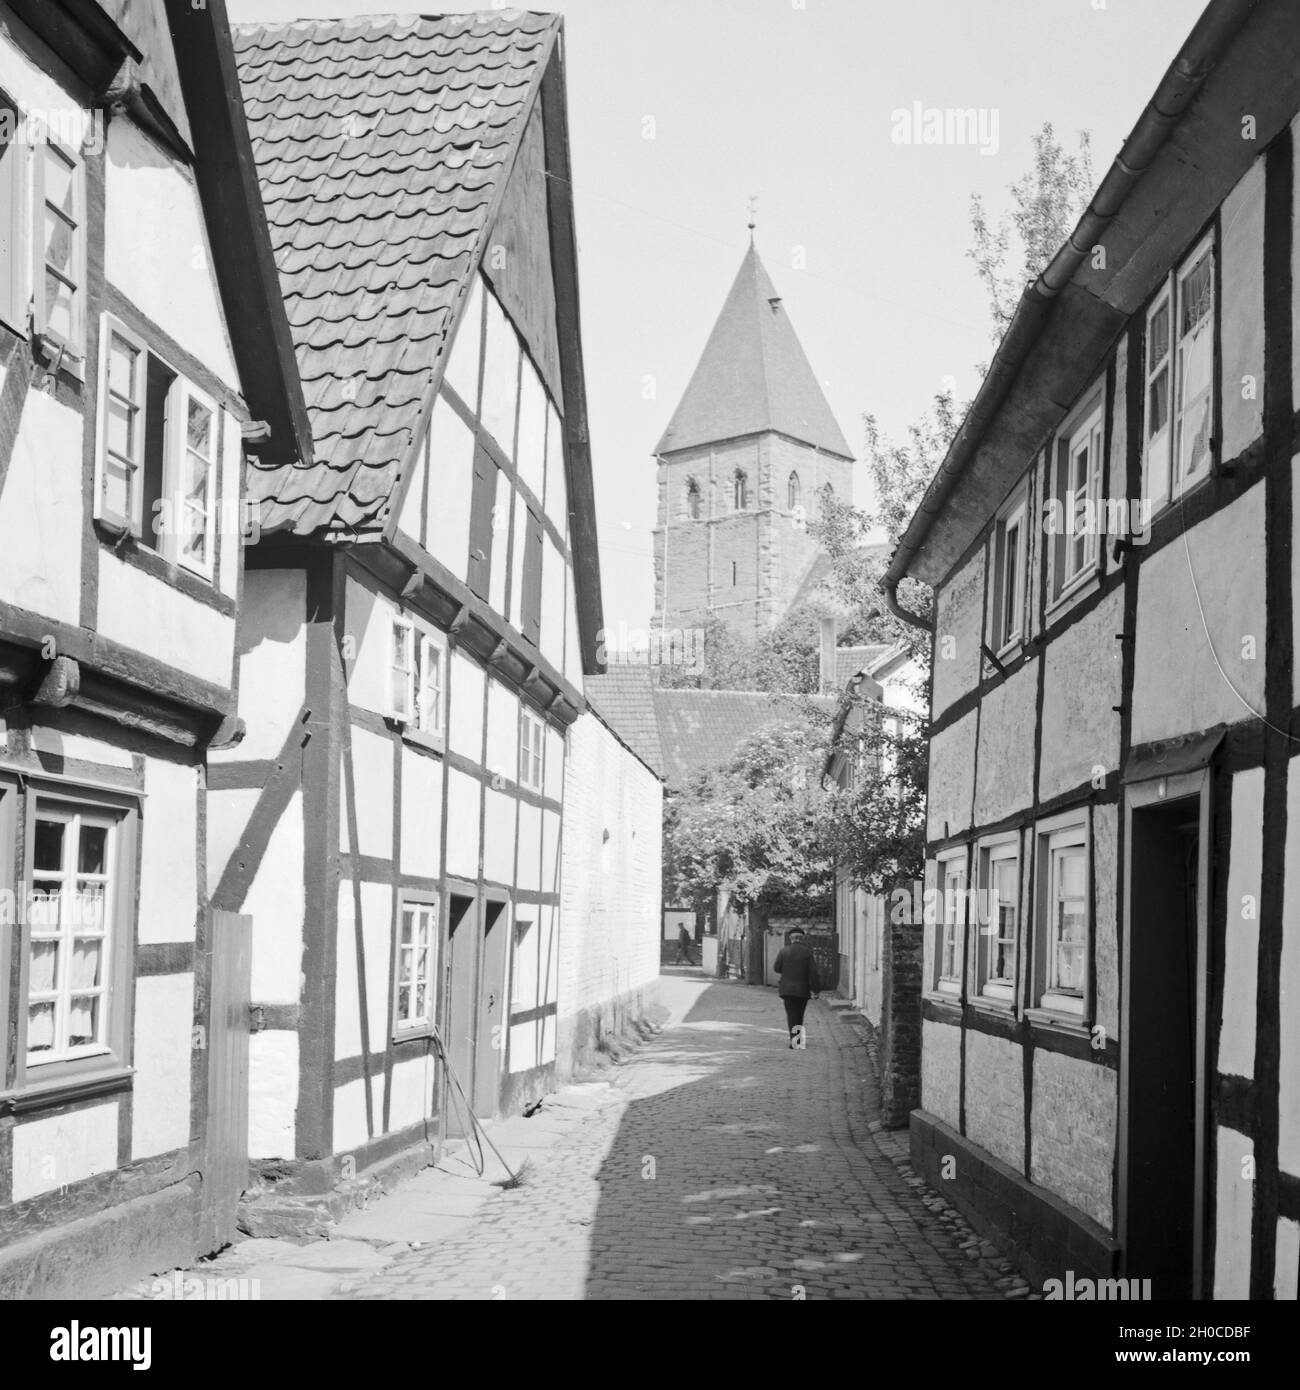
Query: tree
xmin=968 ymin=122 xmax=1094 ymax=342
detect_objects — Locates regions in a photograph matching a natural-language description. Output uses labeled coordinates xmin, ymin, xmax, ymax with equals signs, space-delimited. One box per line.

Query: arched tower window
xmin=733 ymin=470 xmax=749 ymax=510
xmin=787 ymin=471 xmax=801 ymax=510
xmin=820 ymin=482 xmax=835 ymax=516
xmin=685 ymin=477 xmax=701 ymax=520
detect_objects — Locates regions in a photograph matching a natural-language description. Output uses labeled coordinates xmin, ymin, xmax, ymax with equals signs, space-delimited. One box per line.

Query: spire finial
xmin=746 ymin=193 xmax=758 ymax=246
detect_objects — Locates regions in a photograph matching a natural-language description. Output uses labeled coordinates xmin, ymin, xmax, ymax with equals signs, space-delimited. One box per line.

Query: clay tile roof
xmin=649 ymin=686 xmax=835 ymax=787
xmin=584 ymin=666 xmax=665 ymax=778
xmin=834 ymin=645 xmax=890 ymax=688
xmin=655 ymin=245 xmax=853 ymax=461
xmin=231 ymin=11 xmax=558 ymax=534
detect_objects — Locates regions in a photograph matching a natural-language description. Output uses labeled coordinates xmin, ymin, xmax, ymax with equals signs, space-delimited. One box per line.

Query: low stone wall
xmin=557 ymin=981 xmax=665 ymax=1082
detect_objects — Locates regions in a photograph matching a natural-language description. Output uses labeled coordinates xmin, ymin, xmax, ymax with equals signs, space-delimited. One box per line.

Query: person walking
xmin=773 ymin=929 xmax=821 ymax=1048
xmin=674 ymin=922 xmax=696 ymax=966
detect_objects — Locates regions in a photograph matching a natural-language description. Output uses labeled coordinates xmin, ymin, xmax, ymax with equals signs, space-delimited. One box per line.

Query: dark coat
xmin=773 ymin=940 xmax=821 ymax=998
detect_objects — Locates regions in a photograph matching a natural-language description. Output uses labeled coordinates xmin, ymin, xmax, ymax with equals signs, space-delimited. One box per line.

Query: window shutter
xmin=467 ymin=443 xmax=495 ymax=600
xmin=522 ymin=508 xmax=543 ymax=646
xmin=390 ymin=618 xmax=413 ymax=721
xmin=0 ymin=110 xmax=25 ymax=332
xmin=419 ymin=635 xmax=443 ymax=733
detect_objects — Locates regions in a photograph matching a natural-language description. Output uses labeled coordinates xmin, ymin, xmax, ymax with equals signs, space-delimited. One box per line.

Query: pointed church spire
xmin=656 ymin=245 xmax=853 ymax=460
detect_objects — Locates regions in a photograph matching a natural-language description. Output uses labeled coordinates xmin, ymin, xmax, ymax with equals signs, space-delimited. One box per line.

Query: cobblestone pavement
xmin=340 ymin=977 xmax=1018 ymax=1300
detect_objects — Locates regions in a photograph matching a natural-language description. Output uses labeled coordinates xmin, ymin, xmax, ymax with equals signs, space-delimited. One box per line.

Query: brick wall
xmin=879 ymin=914 xmax=922 ymax=1128
xmin=1030 ymin=1050 xmax=1117 ymax=1231
xmin=557 ymin=708 xmax=663 ymax=1074
xmin=963 ymin=1031 xmax=1025 ymax=1172
xmin=652 ymin=432 xmax=854 ymax=636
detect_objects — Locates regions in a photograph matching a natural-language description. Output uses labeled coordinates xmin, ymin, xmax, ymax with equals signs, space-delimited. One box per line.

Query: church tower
xmin=651 ymin=244 xmax=854 ymax=640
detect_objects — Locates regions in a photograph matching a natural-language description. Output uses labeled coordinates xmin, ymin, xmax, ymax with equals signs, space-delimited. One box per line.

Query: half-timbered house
xmin=0 ymin=0 xmax=305 ymax=1296
xmin=210 ymin=12 xmax=606 ymax=1217
xmin=886 ymin=0 xmax=1300 ymax=1300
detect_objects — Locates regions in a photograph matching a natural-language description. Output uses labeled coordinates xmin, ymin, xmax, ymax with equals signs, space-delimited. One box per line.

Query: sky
xmin=226 ymin=0 xmax=1207 ymax=636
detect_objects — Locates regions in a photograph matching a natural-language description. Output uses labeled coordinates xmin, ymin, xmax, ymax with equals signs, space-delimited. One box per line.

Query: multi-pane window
xmin=1144 ymin=233 xmax=1215 ymax=512
xmin=990 ymin=489 xmax=1026 ymax=651
xmin=26 ymin=808 xmax=116 ymax=1065
xmin=35 ymin=138 xmax=85 ymax=360
xmin=519 ymin=709 xmax=544 ymax=791
xmin=1035 ymin=822 xmax=1088 ymax=1016
xmin=389 ymin=616 xmax=444 ymax=737
xmin=1049 ymin=391 xmax=1103 ymax=604
xmin=936 ymin=853 xmax=966 ymax=995
xmin=96 ymin=316 xmax=218 ymax=577
xmin=977 ymin=841 xmax=1018 ymax=1003
xmin=733 ymin=470 xmax=749 ymax=510
xmin=393 ymin=898 xmax=437 ymax=1035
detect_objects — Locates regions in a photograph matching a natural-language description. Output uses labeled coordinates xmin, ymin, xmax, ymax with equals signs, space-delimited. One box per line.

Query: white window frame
xmin=1143 ymin=231 xmax=1216 ymax=514
xmin=990 ymin=486 xmax=1027 ymax=654
xmin=0 ymin=96 xmax=29 ymax=336
xmin=1048 ymin=386 xmax=1104 ymax=609
xmin=414 ymin=632 xmax=445 ymax=737
xmin=25 ymin=805 xmax=118 ymax=1068
xmin=96 ymin=317 xmax=148 ymax=536
xmin=519 ymin=708 xmax=545 ymax=792
xmin=934 ymin=849 xmax=967 ymax=997
xmin=1032 ymin=816 xmax=1089 ymax=1021
xmin=389 ymin=615 xmax=415 ymax=722
xmin=168 ymin=377 xmax=218 ymax=579
xmin=975 ymin=836 xmax=1019 ymax=1006
xmin=392 ymin=895 xmax=438 ymax=1038
xmin=32 ymin=130 xmax=86 ymax=367
xmin=388 ymin=615 xmax=445 ymax=740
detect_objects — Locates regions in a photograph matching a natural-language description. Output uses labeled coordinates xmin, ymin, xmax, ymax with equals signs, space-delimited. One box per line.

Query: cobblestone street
xmin=331 ymin=975 xmax=1015 ymax=1300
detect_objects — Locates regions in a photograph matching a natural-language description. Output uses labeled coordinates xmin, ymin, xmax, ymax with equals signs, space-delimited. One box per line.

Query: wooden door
xmin=473 ymin=898 xmax=509 ymax=1118
xmin=442 ymin=893 xmax=478 ymax=1136
xmin=198 ymin=909 xmax=252 ymax=1256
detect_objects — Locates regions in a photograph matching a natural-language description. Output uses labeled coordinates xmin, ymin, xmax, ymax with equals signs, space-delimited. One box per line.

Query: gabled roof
xmin=655 ymin=245 xmax=854 ymax=461
xmin=584 ymin=666 xmax=665 ymax=778
xmin=834 ymin=644 xmax=891 ymax=689
xmin=650 ymin=686 xmax=834 ymax=786
xmin=231 ymin=11 xmax=559 ymax=533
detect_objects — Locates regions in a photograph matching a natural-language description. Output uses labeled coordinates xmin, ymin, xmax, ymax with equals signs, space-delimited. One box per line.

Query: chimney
xmin=819 ymin=616 xmax=837 ymax=696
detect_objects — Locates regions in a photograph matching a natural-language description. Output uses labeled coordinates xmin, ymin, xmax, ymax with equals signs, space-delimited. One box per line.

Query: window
xmin=519 ymin=708 xmax=545 ymax=791
xmin=820 ymin=482 xmax=835 ymax=517
xmin=990 ymin=487 xmax=1027 ymax=652
xmin=686 ymin=478 xmax=701 ymax=520
xmin=95 ymin=316 xmax=219 ymax=577
xmin=976 ymin=840 xmax=1019 ymax=1003
xmin=1033 ymin=820 xmax=1089 ymax=1018
xmin=393 ymin=897 xmax=437 ymax=1036
xmin=733 ymin=470 xmax=748 ymax=510
xmin=33 ymin=135 xmax=86 ymax=362
xmin=0 ymin=96 xmax=26 ymax=333
xmin=1048 ymin=388 xmax=1104 ymax=605
xmin=731 ymin=560 xmax=738 ymax=587
xmin=787 ymin=471 xmax=801 ymax=510
xmin=1144 ymin=233 xmax=1215 ymax=511
xmin=935 ymin=851 xmax=966 ymax=996
xmin=389 ymin=615 xmax=444 ymax=737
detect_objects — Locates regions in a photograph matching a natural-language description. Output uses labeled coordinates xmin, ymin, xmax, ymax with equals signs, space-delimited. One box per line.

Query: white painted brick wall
xmin=964 ymin=1030 xmax=1025 ymax=1174
xmin=1030 ymin=1050 xmax=1117 ymax=1230
xmin=559 ymin=710 xmax=662 ymax=1022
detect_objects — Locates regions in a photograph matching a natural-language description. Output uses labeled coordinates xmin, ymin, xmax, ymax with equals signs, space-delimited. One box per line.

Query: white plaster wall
xmin=927 ymin=710 xmax=976 ymax=842
xmin=131 ymin=973 xmax=193 ymax=1159
xmin=206 ymin=787 xmax=258 ymax=899
xmin=0 ymin=34 xmax=95 ymax=138
xmin=400 ymin=747 xmax=442 ymax=880
xmin=0 ymin=390 xmax=83 ymax=625
xmin=485 ymin=679 xmax=517 ymax=782
xmin=1093 ymin=801 xmax=1121 ymax=1043
xmin=340 ymin=726 xmax=393 ymax=860
xmin=333 ymin=1075 xmax=384 ymax=1156
xmin=541 ymin=807 xmax=560 ymax=894
xmin=103 ymin=120 xmax=239 ymax=391
xmin=28 ymin=727 xmax=133 ymax=768
xmin=483 ymin=786 xmax=516 ymax=887
xmin=1220 ymin=767 xmax=1263 ymax=1079
xmin=517 ymin=800 xmax=542 ymax=893
xmin=343 ymin=575 xmax=391 ymax=716
xmin=972 ymin=661 xmax=1036 ymax=826
xmin=334 ymin=879 xmax=395 ymax=1060
xmin=387 ymin=1053 xmax=436 ymax=1133
xmin=1279 ymin=756 xmax=1300 ymax=1177
xmin=1219 ymin=157 xmax=1265 ymax=464
xmin=920 ymin=1018 xmax=960 ymax=1131
xmin=931 ymin=549 xmax=984 ymax=718
xmin=1029 ymin=1051 xmax=1116 ymax=1230
xmin=1213 ymin=1126 xmax=1254 ymax=1299
xmin=138 ymin=753 xmax=198 ymax=944
xmin=426 ymin=395 xmax=475 ymax=581
xmin=444 ymin=768 xmax=481 ymax=880
xmin=97 ymin=553 xmax=233 ymax=686
xmin=564 ymin=568 xmax=583 ymax=694
xmin=220 ymin=567 xmax=305 ymax=763
xmin=1276 ymin=1217 xmax=1300 ymax=1300
xmin=963 ymin=1030 xmax=1024 ymax=1173
xmin=541 ymin=540 xmax=565 ymax=672
xmin=248 ymin=1029 xmax=296 ymax=1158
xmin=449 ymin=651 xmax=485 ymax=762
xmin=557 ymin=711 xmax=661 ymax=1025
xmin=12 ymin=1101 xmax=118 ymax=1202
xmin=1131 ymin=484 xmax=1266 ymax=746
xmin=544 ymin=726 xmax=564 ymax=802
xmin=244 ymin=786 xmax=303 ymax=1005
xmin=396 ymin=434 xmax=428 ymax=547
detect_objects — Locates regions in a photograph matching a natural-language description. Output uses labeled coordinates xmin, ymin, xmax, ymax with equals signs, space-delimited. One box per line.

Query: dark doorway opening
xmin=1125 ymin=794 xmax=1201 ymax=1299
xmin=474 ymin=898 xmax=509 ymax=1119
xmin=443 ymin=893 xmax=478 ymax=1137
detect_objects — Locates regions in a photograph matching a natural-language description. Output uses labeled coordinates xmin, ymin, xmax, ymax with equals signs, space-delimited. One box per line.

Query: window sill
xmin=924 ymin=988 xmax=962 ymax=1010
xmin=0 ymin=1065 xmax=134 ymax=1115
xmin=32 ymin=328 xmax=86 ymax=384
xmin=969 ymin=992 xmax=1016 ymax=1017
xmin=1044 ymin=567 xmax=1101 ymax=626
xmin=400 ymin=726 xmax=445 ymax=756
xmin=1025 ymin=1006 xmax=1089 ymax=1037
xmin=393 ymin=1026 xmax=434 ymax=1046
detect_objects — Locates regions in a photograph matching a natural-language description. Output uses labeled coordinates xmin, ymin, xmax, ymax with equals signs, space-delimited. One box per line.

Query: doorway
xmin=473 ymin=897 xmax=509 ymax=1118
xmin=1121 ymin=775 xmax=1209 ymax=1300
xmin=443 ymin=892 xmax=478 ymax=1137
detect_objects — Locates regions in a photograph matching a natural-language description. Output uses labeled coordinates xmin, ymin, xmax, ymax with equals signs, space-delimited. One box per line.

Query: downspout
xmin=882 ymin=0 xmax=1258 ymax=615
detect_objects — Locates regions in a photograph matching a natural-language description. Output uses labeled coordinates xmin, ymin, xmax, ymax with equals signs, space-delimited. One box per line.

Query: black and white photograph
xmin=0 ymin=0 xmax=1295 ymax=1351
